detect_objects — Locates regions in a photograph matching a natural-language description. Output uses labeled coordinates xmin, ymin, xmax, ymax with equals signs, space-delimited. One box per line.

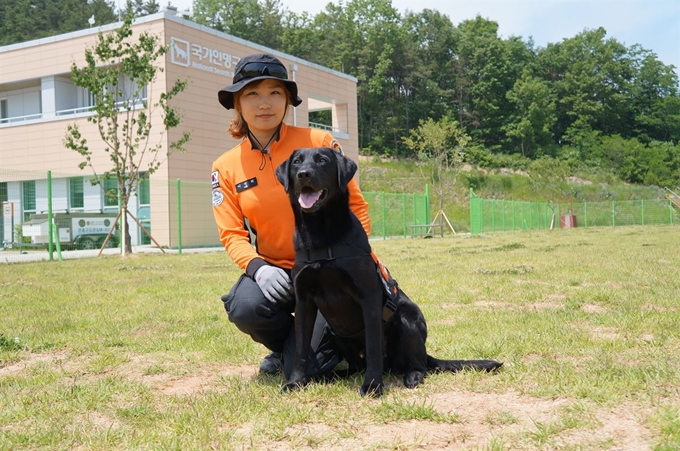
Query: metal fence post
xmin=51 ymin=217 xmax=62 ymax=261
xmin=584 ymin=202 xmax=588 ymax=227
xmin=671 ymin=200 xmax=674 ymax=225
xmin=402 ymin=192 xmax=406 ymax=237
xmin=47 ymin=170 xmax=53 ymax=261
xmin=381 ymin=191 xmax=386 ymax=239
xmin=177 ymin=179 xmax=182 ymax=254
xmin=425 ymin=184 xmax=430 ymax=225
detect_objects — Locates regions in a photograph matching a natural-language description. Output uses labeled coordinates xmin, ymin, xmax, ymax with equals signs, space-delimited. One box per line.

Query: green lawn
xmin=1 ymin=225 xmax=679 ymax=450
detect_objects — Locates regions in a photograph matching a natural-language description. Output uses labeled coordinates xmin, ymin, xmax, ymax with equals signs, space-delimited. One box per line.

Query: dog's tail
xmin=426 ymin=355 xmax=503 ymax=373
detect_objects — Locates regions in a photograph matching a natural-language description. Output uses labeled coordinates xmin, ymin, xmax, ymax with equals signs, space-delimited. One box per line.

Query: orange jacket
xmin=211 ymin=123 xmax=371 ymax=275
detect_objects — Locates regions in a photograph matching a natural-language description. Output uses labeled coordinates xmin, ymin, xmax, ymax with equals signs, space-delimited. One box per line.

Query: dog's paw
xmin=404 ymin=370 xmax=425 ymax=388
xmin=360 ymin=379 xmax=384 ymax=398
xmin=281 ymin=379 xmax=308 ymax=394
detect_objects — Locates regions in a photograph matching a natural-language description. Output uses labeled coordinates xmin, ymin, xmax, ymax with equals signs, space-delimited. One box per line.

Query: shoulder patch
xmin=330 ymin=140 xmax=344 ymax=155
xmin=211 ymin=171 xmax=220 ymax=189
xmin=212 ymin=189 xmax=225 ymax=207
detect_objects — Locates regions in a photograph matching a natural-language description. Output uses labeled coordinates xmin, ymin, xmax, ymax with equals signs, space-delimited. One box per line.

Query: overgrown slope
xmin=358 ymin=157 xmax=669 ymax=233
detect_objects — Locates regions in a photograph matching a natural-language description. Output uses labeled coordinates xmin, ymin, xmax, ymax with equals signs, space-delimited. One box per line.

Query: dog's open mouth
xmin=298 ymin=186 xmax=326 ymax=210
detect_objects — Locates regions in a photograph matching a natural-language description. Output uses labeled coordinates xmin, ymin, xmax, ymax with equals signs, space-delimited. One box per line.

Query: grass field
xmin=1 ymin=225 xmax=679 ymax=450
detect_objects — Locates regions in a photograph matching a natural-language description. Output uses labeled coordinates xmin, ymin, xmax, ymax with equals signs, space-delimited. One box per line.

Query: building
xmin=0 ymin=11 xmax=359 ymax=249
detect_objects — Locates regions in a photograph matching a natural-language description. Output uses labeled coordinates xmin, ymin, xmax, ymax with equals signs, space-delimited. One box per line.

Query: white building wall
xmin=41 ymin=76 xmax=56 ymax=119
xmin=55 ymin=76 xmax=79 ymax=112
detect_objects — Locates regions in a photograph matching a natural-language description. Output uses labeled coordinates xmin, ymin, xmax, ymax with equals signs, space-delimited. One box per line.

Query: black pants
xmin=221 ymin=273 xmax=339 ymax=378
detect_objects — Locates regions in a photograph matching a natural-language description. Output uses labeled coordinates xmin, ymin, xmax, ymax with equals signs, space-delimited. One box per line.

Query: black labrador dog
xmin=275 ymin=147 xmax=502 ymax=397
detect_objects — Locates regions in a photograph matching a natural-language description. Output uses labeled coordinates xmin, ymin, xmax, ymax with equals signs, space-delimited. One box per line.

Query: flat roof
xmin=0 ymin=10 xmax=357 ymax=83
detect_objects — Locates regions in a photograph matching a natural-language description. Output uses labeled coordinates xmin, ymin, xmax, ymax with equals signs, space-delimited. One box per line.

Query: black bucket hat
xmin=218 ymin=53 xmax=302 ymax=110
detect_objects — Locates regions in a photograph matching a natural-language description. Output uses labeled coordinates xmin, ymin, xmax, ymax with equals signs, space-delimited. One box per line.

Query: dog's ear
xmin=335 ymin=151 xmax=357 ymax=192
xmin=276 ymin=154 xmax=292 ymax=193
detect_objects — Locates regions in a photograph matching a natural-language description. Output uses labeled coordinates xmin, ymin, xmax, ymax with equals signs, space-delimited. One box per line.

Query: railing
xmin=308 ymin=121 xmax=335 ymax=132
xmin=56 ymin=106 xmax=96 ymax=116
xmin=0 ymin=113 xmax=43 ymax=124
xmin=0 ymin=99 xmax=147 ymax=126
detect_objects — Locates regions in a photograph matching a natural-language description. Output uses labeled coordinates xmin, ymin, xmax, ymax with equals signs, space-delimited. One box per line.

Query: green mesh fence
xmin=470 ymin=188 xmax=679 ymax=234
xmin=1 ymin=168 xmax=431 ymax=263
xmin=362 ymin=191 xmax=430 ymax=239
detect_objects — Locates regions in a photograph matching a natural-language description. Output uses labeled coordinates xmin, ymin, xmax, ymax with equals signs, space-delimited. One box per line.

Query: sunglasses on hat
xmin=233 ymin=62 xmax=289 ymax=84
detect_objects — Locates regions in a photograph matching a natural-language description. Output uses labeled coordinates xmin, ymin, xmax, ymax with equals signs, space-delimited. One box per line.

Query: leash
xmin=295 ymin=245 xmax=399 ymax=322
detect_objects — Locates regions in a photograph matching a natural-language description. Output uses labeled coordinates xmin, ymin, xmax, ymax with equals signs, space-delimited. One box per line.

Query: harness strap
xmin=295 ymin=244 xmax=366 ymax=263
xmin=373 ymin=252 xmax=399 ymax=322
xmin=295 ymin=246 xmax=399 ymax=322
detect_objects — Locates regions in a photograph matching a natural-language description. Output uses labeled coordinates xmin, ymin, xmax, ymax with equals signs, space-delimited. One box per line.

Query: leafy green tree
xmin=0 ymin=0 xmax=118 ymax=46
xmin=192 ymin=0 xmax=284 ymax=49
xmin=401 ymin=9 xmax=458 ymax=135
xmin=503 ymin=70 xmax=557 ymax=158
xmin=404 ymin=115 xmax=470 ymax=216
xmin=628 ymin=48 xmax=680 ymax=143
xmin=538 ymin=28 xmax=635 ymax=151
xmin=453 ymin=17 xmax=533 ymax=149
xmin=616 ymin=138 xmax=680 ymax=187
xmin=63 ymin=15 xmax=190 ymax=255
xmin=279 ymin=11 xmax=319 ymax=61
xmin=120 ymin=0 xmax=161 ymax=18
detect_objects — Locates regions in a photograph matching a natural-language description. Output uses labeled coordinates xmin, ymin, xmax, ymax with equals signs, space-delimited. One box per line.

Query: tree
xmin=453 ymin=17 xmax=532 ymax=149
xmin=119 ymin=0 xmax=161 ymax=18
xmin=628 ymin=48 xmax=680 ymax=143
xmin=192 ymin=0 xmax=285 ymax=49
xmin=0 ymin=0 xmax=118 ymax=46
xmin=403 ymin=115 xmax=470 ymax=229
xmin=63 ymin=15 xmax=190 ymax=255
xmin=503 ymin=70 xmax=557 ymax=158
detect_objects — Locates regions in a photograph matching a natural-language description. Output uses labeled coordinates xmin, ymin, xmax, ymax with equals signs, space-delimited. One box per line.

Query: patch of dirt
xmin=254 ymin=390 xmax=653 ymax=450
xmin=1 ymin=352 xmax=658 ymax=449
xmin=0 ymin=350 xmax=71 ymax=376
xmin=581 ymin=304 xmax=609 ymax=314
xmin=443 ymin=299 xmax=564 ymax=312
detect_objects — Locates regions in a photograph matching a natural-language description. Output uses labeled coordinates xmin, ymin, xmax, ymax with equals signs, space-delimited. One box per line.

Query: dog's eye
xmin=292 ymin=157 xmax=302 ymax=165
xmin=318 ymin=156 xmax=330 ymax=163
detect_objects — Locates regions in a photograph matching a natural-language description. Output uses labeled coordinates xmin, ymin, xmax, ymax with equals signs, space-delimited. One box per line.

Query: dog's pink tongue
xmin=299 ymin=191 xmax=321 ymax=209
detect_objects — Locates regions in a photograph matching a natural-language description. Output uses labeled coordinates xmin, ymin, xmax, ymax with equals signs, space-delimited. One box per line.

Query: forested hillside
xmin=2 ymin=0 xmax=678 ymax=188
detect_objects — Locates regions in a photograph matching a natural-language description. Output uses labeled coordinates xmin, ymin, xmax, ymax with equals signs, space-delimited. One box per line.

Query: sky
xmin=165 ymin=0 xmax=680 ymax=77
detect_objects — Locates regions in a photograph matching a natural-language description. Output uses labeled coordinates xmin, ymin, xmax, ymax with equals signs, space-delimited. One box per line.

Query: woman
xmin=211 ymin=53 xmax=371 ymax=377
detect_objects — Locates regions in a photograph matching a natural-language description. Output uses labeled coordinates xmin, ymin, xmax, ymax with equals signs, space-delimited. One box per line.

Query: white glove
xmin=254 ymin=265 xmax=293 ymax=304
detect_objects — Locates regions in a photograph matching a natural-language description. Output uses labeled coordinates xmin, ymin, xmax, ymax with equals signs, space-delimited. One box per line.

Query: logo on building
xmin=171 ymin=38 xmax=190 ymax=67
xmin=169 ymin=37 xmax=240 ymax=78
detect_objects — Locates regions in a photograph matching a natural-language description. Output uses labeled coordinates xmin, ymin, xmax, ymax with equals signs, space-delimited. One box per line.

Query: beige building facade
xmin=0 ymin=11 xmax=358 ymax=249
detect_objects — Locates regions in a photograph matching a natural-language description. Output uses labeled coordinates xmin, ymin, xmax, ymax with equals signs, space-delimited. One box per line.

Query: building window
xmin=22 ymin=180 xmax=36 ymax=221
xmin=137 ymin=176 xmax=151 ymax=245
xmin=138 ymin=176 xmax=150 ymax=205
xmin=102 ymin=178 xmax=119 ymax=211
xmin=0 ymin=99 xmax=7 ymax=123
xmin=69 ymin=177 xmax=84 ymax=210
